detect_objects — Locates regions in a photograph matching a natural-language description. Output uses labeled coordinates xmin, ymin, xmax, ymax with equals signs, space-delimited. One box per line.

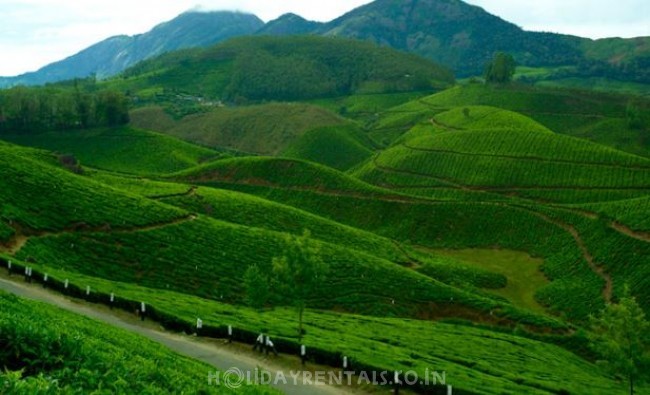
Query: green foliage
xmin=484 ymin=52 xmax=516 ymax=84
xmin=272 ymin=230 xmax=329 ymax=340
xmin=589 ymin=292 xmax=650 ymax=394
xmin=2 ymin=268 xmax=632 ymax=395
xmin=243 ymin=264 xmax=270 ymax=310
xmin=0 ymin=292 xmax=261 ymax=394
xmin=160 ymin=186 xmax=408 ymax=263
xmin=0 ymin=84 xmax=129 ymax=133
xmin=580 ymin=196 xmax=650 ymax=232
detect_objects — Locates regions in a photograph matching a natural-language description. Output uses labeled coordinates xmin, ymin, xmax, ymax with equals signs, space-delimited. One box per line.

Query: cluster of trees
xmin=0 ymin=83 xmax=129 ymax=133
xmin=484 ymin=52 xmax=516 ymax=84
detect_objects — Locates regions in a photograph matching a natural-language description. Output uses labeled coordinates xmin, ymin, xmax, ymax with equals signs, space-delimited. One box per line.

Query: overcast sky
xmin=1 ymin=0 xmax=648 ymax=76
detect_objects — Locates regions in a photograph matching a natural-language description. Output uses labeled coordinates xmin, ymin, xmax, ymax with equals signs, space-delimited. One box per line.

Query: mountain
xmin=256 ymin=13 xmax=323 ymax=35
xmin=0 ymin=11 xmax=264 ymax=88
xmin=312 ymin=0 xmax=580 ymax=76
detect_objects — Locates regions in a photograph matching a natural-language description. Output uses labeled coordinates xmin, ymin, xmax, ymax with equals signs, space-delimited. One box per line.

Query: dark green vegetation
xmin=117 ymin=35 xmax=454 ymax=103
xmin=0 ymin=83 xmax=129 ymax=132
xmin=0 ymin=292 xmax=266 ymax=394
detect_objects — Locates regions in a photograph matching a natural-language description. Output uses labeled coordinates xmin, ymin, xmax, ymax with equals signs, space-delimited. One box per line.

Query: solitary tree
xmin=272 ymin=230 xmax=328 ymax=342
xmin=243 ymin=264 xmax=270 ymax=310
xmin=589 ymin=290 xmax=650 ymax=394
xmin=484 ymin=52 xmax=516 ymax=84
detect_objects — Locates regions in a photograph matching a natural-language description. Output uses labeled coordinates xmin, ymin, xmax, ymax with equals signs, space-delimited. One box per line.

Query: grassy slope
xmin=2 ymin=126 xmax=220 ymax=175
xmin=281 ymin=125 xmax=375 ymax=170
xmin=130 ymin=103 xmax=347 ymax=155
xmin=16 ymin=214 xmax=560 ymax=328
xmin=0 ymin=141 xmax=557 ymax=327
xmin=159 ymin=186 xmax=408 ymax=264
xmin=354 ymin=106 xmax=650 ymax=203
xmin=419 ymin=84 xmax=650 ymax=158
xmin=0 ymin=292 xmax=264 ymax=394
xmin=0 ymin=141 xmax=184 ymax=231
xmin=434 ymin=249 xmax=549 ymax=313
xmin=171 ymin=156 xmax=401 ymax=198
xmin=202 ymin=183 xmax=604 ymax=321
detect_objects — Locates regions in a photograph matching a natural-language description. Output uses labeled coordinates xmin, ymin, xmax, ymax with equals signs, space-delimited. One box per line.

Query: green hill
xmin=2 ymin=126 xmax=221 ymax=175
xmin=0 ymin=141 xmax=184 ymax=234
xmin=130 ymin=103 xmax=347 ymax=155
xmin=115 ymin=35 xmax=454 ymax=103
xmin=355 ymin=105 xmax=650 ymax=203
xmin=418 ymin=84 xmax=650 ymax=157
xmin=171 ymin=156 xmax=400 ymax=198
xmin=0 ymin=140 xmax=556 ymax=327
xmin=281 ymin=125 xmax=375 ymax=170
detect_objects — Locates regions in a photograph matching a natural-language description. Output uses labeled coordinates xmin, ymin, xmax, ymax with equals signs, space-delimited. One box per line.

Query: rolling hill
xmin=130 ymin=103 xmax=348 ymax=156
xmin=1 ymin=126 xmax=223 ymax=175
xmin=381 ymin=84 xmax=650 ymax=158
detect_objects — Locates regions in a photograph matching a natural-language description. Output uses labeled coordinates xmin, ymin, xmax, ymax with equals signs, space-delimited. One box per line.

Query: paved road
xmin=0 ymin=277 xmax=351 ymax=395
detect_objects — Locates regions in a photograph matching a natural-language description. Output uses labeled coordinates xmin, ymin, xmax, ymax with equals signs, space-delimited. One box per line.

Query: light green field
xmin=434 ymin=249 xmax=549 ymax=313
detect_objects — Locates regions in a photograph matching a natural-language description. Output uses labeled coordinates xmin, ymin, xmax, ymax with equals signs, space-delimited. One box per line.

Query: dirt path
xmin=506 ymin=205 xmax=613 ymax=303
xmin=149 ymin=185 xmax=198 ymax=200
xmin=0 ymin=277 xmax=352 ymax=395
xmin=609 ymin=221 xmax=650 ymax=243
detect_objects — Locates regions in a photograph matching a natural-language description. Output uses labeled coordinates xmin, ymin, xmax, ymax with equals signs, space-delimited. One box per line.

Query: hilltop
xmin=116 ymin=35 xmax=454 ymax=103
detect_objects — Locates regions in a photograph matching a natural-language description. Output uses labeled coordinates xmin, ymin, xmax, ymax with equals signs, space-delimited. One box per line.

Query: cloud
xmin=466 ymin=0 xmax=649 ymax=38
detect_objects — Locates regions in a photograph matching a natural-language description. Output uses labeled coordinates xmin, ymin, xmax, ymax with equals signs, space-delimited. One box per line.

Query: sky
xmin=0 ymin=0 xmax=648 ymax=76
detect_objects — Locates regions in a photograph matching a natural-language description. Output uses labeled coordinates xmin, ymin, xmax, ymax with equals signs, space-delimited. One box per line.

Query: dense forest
xmin=0 ymin=78 xmax=129 ymax=133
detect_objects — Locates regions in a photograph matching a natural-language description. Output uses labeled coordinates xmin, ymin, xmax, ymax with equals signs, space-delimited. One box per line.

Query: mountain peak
xmin=0 ymin=10 xmax=263 ymax=87
xmin=257 ymin=13 xmax=323 ymax=36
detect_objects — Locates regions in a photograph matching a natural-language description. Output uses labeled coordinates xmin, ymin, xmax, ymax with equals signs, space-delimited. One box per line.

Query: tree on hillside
xmin=271 ymin=230 xmax=328 ymax=342
xmin=589 ymin=289 xmax=650 ymax=394
xmin=243 ymin=264 xmax=270 ymax=310
xmin=484 ymin=52 xmax=516 ymax=84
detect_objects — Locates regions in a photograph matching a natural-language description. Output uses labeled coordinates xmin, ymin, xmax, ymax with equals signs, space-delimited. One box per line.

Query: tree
xmin=484 ymin=52 xmax=516 ymax=84
xmin=243 ymin=264 xmax=270 ymax=310
xmin=626 ymin=100 xmax=646 ymax=130
xmin=272 ymin=230 xmax=328 ymax=342
xmin=589 ymin=290 xmax=650 ymax=394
